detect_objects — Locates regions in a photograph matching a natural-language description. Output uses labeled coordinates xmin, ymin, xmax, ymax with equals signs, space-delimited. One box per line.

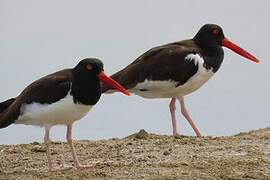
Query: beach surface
xmin=0 ymin=127 xmax=269 ymax=179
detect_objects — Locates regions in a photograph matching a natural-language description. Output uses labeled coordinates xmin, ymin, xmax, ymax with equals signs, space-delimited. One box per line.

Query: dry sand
xmin=0 ymin=127 xmax=270 ymax=180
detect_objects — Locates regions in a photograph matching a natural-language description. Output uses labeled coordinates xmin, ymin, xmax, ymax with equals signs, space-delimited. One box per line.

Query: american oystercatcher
xmin=102 ymin=24 xmax=260 ymax=137
xmin=0 ymin=58 xmax=130 ymax=171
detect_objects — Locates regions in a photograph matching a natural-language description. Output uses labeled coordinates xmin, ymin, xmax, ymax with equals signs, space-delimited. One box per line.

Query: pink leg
xmin=66 ymin=125 xmax=95 ymax=169
xmin=177 ymin=96 xmax=204 ymax=137
xmin=169 ymin=97 xmax=178 ymax=135
xmin=44 ymin=128 xmax=72 ymax=171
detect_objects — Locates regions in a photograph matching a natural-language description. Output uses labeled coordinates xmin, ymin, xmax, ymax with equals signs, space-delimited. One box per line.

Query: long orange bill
xmin=222 ymin=37 xmax=260 ymax=63
xmin=98 ymin=71 xmax=130 ymax=96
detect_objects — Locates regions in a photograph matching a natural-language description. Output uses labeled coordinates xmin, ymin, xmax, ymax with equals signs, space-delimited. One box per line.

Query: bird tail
xmin=0 ymin=98 xmax=16 ymax=128
xmin=0 ymin=98 xmax=15 ymax=114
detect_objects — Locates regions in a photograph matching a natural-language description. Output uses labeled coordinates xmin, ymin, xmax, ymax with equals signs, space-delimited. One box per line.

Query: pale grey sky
xmin=0 ymin=0 xmax=269 ymax=144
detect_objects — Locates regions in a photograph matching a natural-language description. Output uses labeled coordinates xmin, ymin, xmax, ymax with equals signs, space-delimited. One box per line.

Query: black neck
xmin=195 ymin=41 xmax=224 ymax=73
xmin=71 ymin=74 xmax=101 ymax=105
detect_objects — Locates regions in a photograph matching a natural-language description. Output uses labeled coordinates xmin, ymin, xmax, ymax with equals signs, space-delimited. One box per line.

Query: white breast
xmin=130 ymin=54 xmax=214 ymax=98
xmin=172 ymin=54 xmax=214 ymax=95
xmin=15 ymin=92 xmax=92 ymax=128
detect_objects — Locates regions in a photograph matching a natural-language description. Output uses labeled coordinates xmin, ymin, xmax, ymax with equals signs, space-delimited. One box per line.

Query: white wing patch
xmin=171 ymin=53 xmax=214 ymax=96
xmin=135 ymin=79 xmax=178 ymax=90
xmin=129 ymin=79 xmax=178 ymax=98
xmin=185 ymin=54 xmax=204 ymax=66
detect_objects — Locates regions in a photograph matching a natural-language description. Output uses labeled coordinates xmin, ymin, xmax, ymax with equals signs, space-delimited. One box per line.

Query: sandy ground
xmin=0 ymin=127 xmax=270 ymax=180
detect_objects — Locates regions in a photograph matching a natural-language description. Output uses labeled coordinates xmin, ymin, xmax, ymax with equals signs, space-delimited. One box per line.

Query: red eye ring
xmin=213 ymin=29 xmax=220 ymax=35
xmin=86 ymin=64 xmax=93 ymax=70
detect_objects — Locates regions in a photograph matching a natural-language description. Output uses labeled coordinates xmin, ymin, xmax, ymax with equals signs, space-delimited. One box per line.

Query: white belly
xmin=15 ymin=92 xmax=92 ymax=128
xmin=130 ymin=54 xmax=214 ymax=98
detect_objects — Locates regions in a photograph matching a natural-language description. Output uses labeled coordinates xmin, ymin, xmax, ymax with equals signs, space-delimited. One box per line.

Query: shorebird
xmin=102 ymin=24 xmax=260 ymax=137
xmin=0 ymin=58 xmax=130 ymax=171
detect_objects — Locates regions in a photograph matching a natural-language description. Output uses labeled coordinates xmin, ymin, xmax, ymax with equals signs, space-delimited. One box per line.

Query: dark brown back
xmin=0 ymin=69 xmax=72 ymax=128
xmin=102 ymin=40 xmax=200 ymax=92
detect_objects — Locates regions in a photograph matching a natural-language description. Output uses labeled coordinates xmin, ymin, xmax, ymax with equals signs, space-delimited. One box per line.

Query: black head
xmin=193 ymin=24 xmax=225 ymax=49
xmin=71 ymin=58 xmax=129 ymax=105
xmin=193 ymin=24 xmax=260 ymax=63
xmin=72 ymin=58 xmax=104 ymax=78
xmin=71 ymin=58 xmax=104 ymax=105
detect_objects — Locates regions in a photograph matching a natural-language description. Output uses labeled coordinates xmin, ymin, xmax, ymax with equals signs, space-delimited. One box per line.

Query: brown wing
xmin=0 ymin=69 xmax=72 ymax=128
xmin=102 ymin=39 xmax=200 ymax=92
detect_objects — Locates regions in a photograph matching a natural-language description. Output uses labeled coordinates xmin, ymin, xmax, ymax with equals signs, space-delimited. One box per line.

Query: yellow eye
xmin=212 ymin=28 xmax=220 ymax=35
xmin=86 ymin=64 xmax=93 ymax=70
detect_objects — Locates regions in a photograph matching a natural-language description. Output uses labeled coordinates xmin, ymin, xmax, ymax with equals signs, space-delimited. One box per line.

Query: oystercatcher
xmin=102 ymin=24 xmax=260 ymax=137
xmin=0 ymin=58 xmax=130 ymax=171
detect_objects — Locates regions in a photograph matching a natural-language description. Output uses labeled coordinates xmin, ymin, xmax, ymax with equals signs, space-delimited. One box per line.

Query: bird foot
xmin=74 ymin=163 xmax=96 ymax=169
xmin=173 ymin=132 xmax=179 ymax=136
xmin=196 ymin=133 xmax=204 ymax=138
xmin=49 ymin=166 xmax=73 ymax=172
